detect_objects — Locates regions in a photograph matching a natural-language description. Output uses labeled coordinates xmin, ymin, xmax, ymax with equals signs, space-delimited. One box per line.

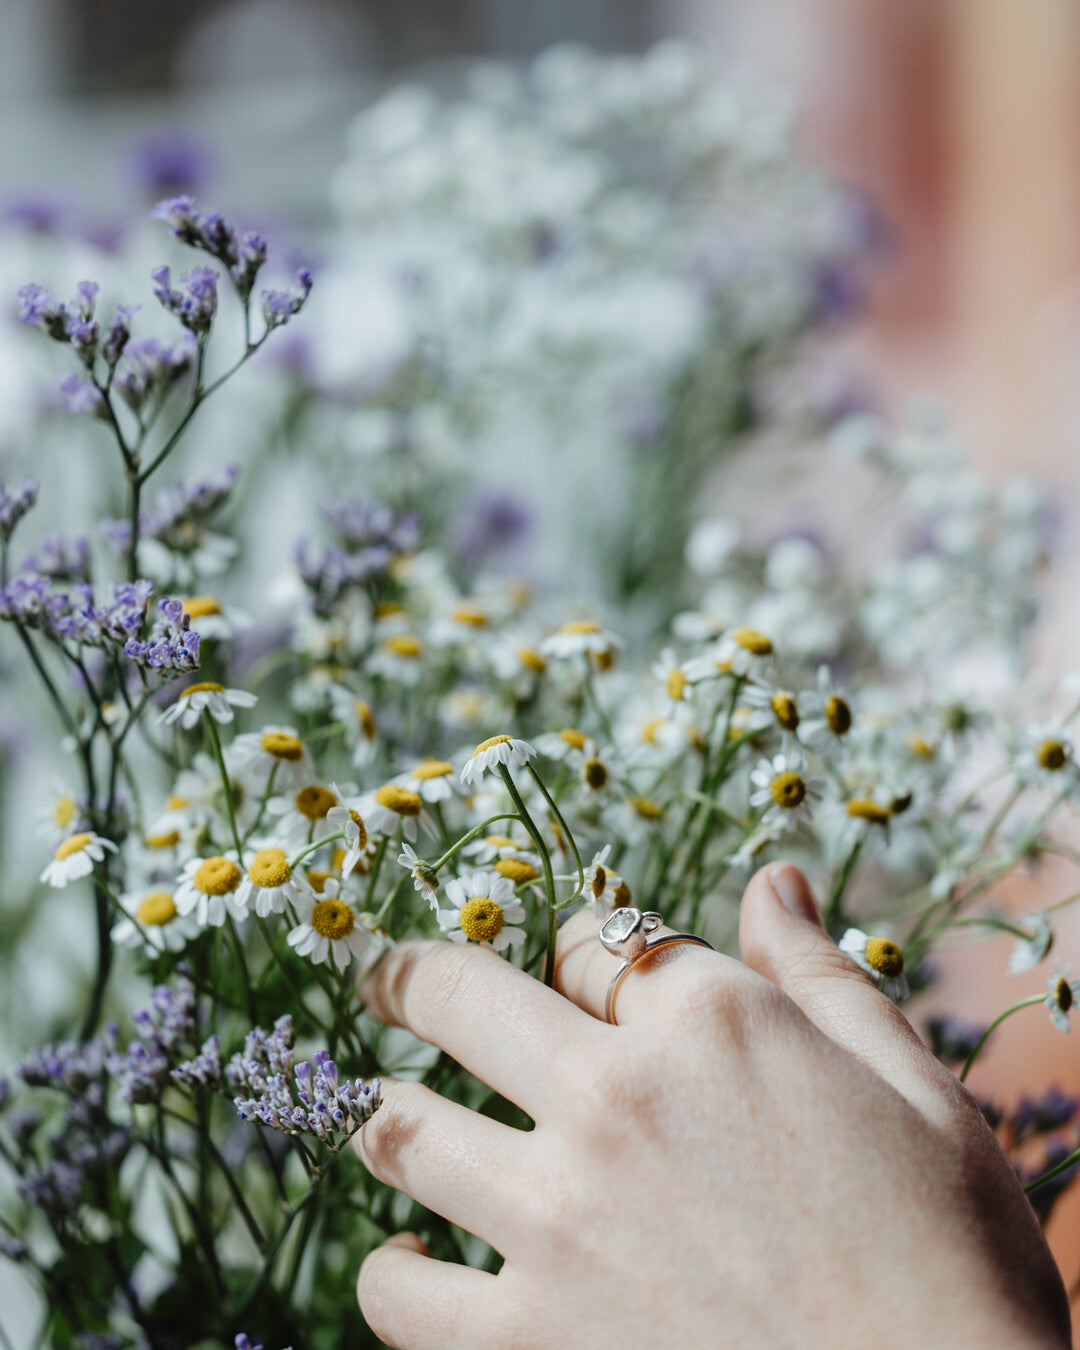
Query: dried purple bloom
xmin=127 ymin=131 xmax=215 ymax=200
xmin=171 ymin=1035 xmax=224 ymax=1091
xmin=59 ymin=373 xmax=106 ymax=418
xmin=16 ymin=1038 xmax=108 ymax=1092
xmin=924 ymin=1014 xmax=990 ymax=1066
xmin=17 ymin=283 xmax=68 ymax=340
xmin=151 ymin=263 xmax=219 ymax=333
xmin=113 ymin=331 xmax=197 ymax=411
xmin=125 ymin=593 xmax=201 ymax=679
xmin=105 ymin=976 xmax=197 ymax=1104
xmin=1009 ymin=1085 xmax=1079 ymax=1144
xmin=261 ymin=267 xmax=313 ymax=330
xmin=151 ymin=193 xmax=201 ymax=244
xmin=20 ymin=534 xmax=91 ymax=582
xmin=0 ymin=480 xmax=38 ymax=543
xmin=102 ymin=302 xmax=140 ymax=370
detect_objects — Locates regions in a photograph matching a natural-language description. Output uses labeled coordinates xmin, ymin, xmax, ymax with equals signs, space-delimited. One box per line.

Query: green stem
xmin=160 ymin=1104 xmax=268 ymax=1253
xmin=824 ymin=837 xmax=864 ymax=936
xmin=430 ymin=813 xmax=520 ymax=871
xmin=958 ymin=994 xmax=1047 ymax=1083
xmin=1023 ymin=1143 xmax=1080 ymax=1196
xmin=203 ymin=711 xmax=244 ymax=856
xmin=526 ymin=764 xmax=584 ymax=899
xmin=498 ymin=764 xmax=558 ymax=986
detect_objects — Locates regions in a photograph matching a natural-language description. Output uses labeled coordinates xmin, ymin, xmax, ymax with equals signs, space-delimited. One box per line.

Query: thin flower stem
xmin=202 ymin=711 xmax=244 ymax=857
xmin=1023 ymin=1143 xmax=1080 ymax=1196
xmin=289 ymin=829 xmax=346 ymax=870
xmin=430 ymin=813 xmax=519 ymax=871
xmin=824 ymin=836 xmax=864 ymax=936
xmin=526 ymin=763 xmax=584 ymax=898
xmin=958 ymin=994 xmax=1047 ymax=1083
xmin=498 ymin=764 xmax=559 ymax=987
xmin=159 ymin=1104 xmax=268 ymax=1253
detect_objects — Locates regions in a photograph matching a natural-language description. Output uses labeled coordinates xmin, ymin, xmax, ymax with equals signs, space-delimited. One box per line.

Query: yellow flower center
xmin=261 ymin=730 xmax=304 ymax=761
xmin=412 ymin=759 xmax=453 ymax=781
xmin=345 ymin=810 xmax=369 ymax=850
xmin=295 ymin=785 xmax=338 ymax=821
xmin=612 ymin=880 xmax=633 ymax=907
xmin=182 ymin=595 xmax=222 ymax=619
xmin=484 ymin=835 xmax=519 ymax=850
xmin=179 ymin=681 xmax=226 ymax=700
xmin=561 ymin=620 xmax=600 ymax=634
xmin=375 ymin=784 xmax=423 ymax=816
xmin=55 ymin=832 xmax=91 ymax=860
xmin=53 ymin=796 xmax=77 ymax=829
xmin=1055 ymin=978 xmax=1073 ymax=1013
xmin=630 ymin=795 xmax=663 ymax=819
xmin=770 ymin=693 xmax=800 ymax=732
xmin=375 ymin=601 xmax=404 ymax=619
xmin=826 ymin=696 xmax=852 ymax=736
xmin=517 ymin=646 xmax=547 ymax=674
xmin=452 ymin=603 xmax=488 ymax=627
xmin=137 ymin=891 xmax=178 ymax=926
xmin=193 ymin=857 xmax=241 ymax=896
xmin=733 ymin=628 xmax=772 ymax=656
xmin=167 ymin=794 xmax=190 ymax=811
xmin=311 ymin=897 xmax=355 ymax=941
xmin=459 ymin=896 xmax=504 ymax=943
xmin=907 ymin=734 xmax=936 ymax=759
xmin=248 ymin=848 xmax=291 ymax=888
xmin=496 ymin=858 xmax=539 ymax=884
xmin=666 ymin=669 xmax=687 ymax=701
xmin=584 ymin=758 xmax=608 ymax=790
xmin=641 ymin=716 xmax=665 ymax=746
xmin=474 ymin=734 xmax=512 ymax=755
xmin=306 ymin=869 xmax=332 ymax=893
xmin=595 ymin=648 xmax=616 ymax=671
xmin=382 ymin=634 xmax=422 ymax=657
xmin=847 ymin=799 xmax=891 ymax=827
xmin=864 ymin=938 xmax=904 ymax=979
xmin=591 ymin=866 xmax=608 ymax=898
xmin=355 ymin=700 xmax=377 ymax=738
xmin=559 ymin=728 xmax=588 ymax=750
xmin=770 ymin=772 xmax=806 ymax=809
xmin=145 ymin=830 xmax=181 ymax=849
xmin=1038 ymin=739 xmax=1069 ymax=771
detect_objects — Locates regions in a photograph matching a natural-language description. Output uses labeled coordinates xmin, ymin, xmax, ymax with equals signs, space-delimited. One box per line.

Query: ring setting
xmin=599 ymin=906 xmax=714 ymax=1025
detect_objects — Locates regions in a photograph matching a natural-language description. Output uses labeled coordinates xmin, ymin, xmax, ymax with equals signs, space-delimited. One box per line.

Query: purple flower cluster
xmin=262 ymin=267 xmax=314 ymax=330
xmin=297 ymin=500 xmax=420 ymax=614
xmin=151 ymin=195 xmax=277 ymax=305
xmin=105 ymin=977 xmax=197 ymax=1105
xmin=924 ymin=1013 xmax=990 ymax=1066
xmin=43 ymin=578 xmax=152 ymax=648
xmin=234 ymin=1335 xmax=293 ymax=1350
xmin=17 ymin=280 xmax=138 ymax=379
xmin=0 ymin=479 xmax=37 ymax=542
xmin=124 ymin=595 xmax=201 ymax=679
xmin=151 ymin=263 xmax=219 ymax=334
xmin=16 ymin=1038 xmax=109 ymax=1093
xmin=20 ymin=533 xmax=92 ymax=583
xmin=225 ymin=1017 xmax=380 ymax=1144
xmin=170 ymin=1034 xmax=223 ymax=1091
xmin=105 ymin=464 xmax=239 ymax=558
xmin=1009 ymin=1085 xmax=1079 ymax=1144
xmin=113 ymin=332 xmax=198 ymax=414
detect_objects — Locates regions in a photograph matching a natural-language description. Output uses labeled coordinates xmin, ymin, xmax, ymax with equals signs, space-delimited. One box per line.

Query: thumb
xmin=739 ymin=861 xmax=966 ymax=1125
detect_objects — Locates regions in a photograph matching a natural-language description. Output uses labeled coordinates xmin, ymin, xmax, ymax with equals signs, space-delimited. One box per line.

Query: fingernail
xmin=768 ymin=864 xmax=821 ymax=925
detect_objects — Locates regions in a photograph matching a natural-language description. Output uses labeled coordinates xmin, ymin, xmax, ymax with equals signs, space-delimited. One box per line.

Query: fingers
xmin=358 ymin=1232 xmax=501 ymax=1350
xmin=352 ymin=1079 xmax=528 ymax=1252
xmin=554 ymin=904 xmax=753 ymax=1025
xmin=360 ymin=938 xmax=604 ymax=1120
xmin=738 ymin=862 xmax=970 ymax=1125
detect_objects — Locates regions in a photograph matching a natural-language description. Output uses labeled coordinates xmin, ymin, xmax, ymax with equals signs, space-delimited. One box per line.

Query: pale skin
xmin=352 ymin=862 xmax=1073 ymax=1349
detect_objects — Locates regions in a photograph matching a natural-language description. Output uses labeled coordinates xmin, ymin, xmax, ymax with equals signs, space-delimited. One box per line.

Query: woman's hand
xmin=352 ymin=863 xmax=1072 ymax=1349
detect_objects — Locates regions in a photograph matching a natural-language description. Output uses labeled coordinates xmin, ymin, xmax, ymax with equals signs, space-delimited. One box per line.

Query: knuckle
xmin=404 ymin=943 xmax=485 ymax=1038
xmin=356 ymin=1248 xmax=403 ymax=1343
xmin=782 ymin=942 xmax=869 ymax=991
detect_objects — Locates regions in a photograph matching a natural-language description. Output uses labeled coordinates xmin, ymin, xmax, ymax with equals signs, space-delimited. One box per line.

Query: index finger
xmin=360 ymin=939 xmax=605 ymax=1121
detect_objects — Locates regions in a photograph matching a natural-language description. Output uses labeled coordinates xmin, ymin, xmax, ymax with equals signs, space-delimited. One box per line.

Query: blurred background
xmin=1 ymin=0 xmax=1078 ymax=1335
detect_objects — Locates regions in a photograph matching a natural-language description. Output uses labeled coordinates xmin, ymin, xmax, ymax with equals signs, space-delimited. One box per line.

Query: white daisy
xmin=462 ymin=831 xmax=536 ymax=864
xmin=742 ymin=682 xmax=801 ymax=740
xmin=652 ymin=647 xmax=696 ymax=707
xmin=360 ymin=783 xmax=435 ymax=843
xmin=539 ymin=620 xmax=621 ymax=664
xmin=533 ymin=727 xmax=591 ymax=762
xmin=235 ymin=845 xmax=303 ymax=917
xmin=230 ymin=726 xmax=313 ymax=788
xmin=398 ymin=843 xmax=440 ymax=907
xmin=325 ymin=795 xmax=374 ymax=877
xmin=368 ymin=632 xmax=426 ymax=686
xmin=705 ymin=626 xmax=774 ymax=678
xmin=159 ymin=681 xmax=258 ymax=730
xmin=576 ymin=740 xmax=623 ymax=797
xmin=839 ymin=928 xmax=909 ymax=1001
xmin=35 ymin=787 xmax=83 ymax=842
xmin=579 ymin=845 xmax=632 ymax=917
xmin=1008 ymin=912 xmax=1054 ymax=975
xmin=287 ymin=879 xmax=371 ymax=970
xmin=437 ymin=871 xmax=526 ymax=952
xmin=174 ymin=852 xmax=246 ymax=928
xmin=111 ymin=888 xmax=198 ymax=953
xmin=459 ymin=734 xmax=536 ymax=786
xmin=1044 ymin=962 xmax=1080 ymax=1033
xmin=265 ymin=782 xmax=348 ymax=850
xmin=1020 ymin=724 xmax=1076 ymax=787
xmin=400 ymin=758 xmax=460 ymax=804
xmin=748 ymin=752 xmax=824 ymax=832
xmin=178 ymin=593 xmax=250 ymax=642
xmin=328 ymin=687 xmax=380 ymax=768
xmin=800 ymin=665 xmax=854 ymax=748
xmin=40 ymin=832 xmax=117 ymax=888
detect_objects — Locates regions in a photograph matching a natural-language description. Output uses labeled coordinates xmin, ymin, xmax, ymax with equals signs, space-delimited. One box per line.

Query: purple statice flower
xmin=105 ymin=977 xmax=197 ymax=1104
xmin=1009 ymin=1085 xmax=1079 ymax=1144
xmin=113 ymin=330 xmax=197 ymax=412
xmin=42 ymin=578 xmax=152 ymax=649
xmin=124 ymin=593 xmax=200 ymax=679
xmin=17 ymin=1161 xmax=83 ymax=1215
xmin=261 ymin=266 xmax=314 ymax=331
xmin=453 ymin=491 xmax=530 ymax=569
xmin=0 ymin=480 xmax=38 ymax=543
xmin=151 ymin=196 xmax=274 ymax=302
xmin=0 ymin=570 xmax=51 ymax=626
xmin=232 ymin=231 xmax=268 ymax=302
xmin=59 ymin=372 xmax=106 ymax=419
xmin=151 ymin=263 xmax=219 ymax=333
xmin=16 ymin=1038 xmax=108 ymax=1093
xmin=321 ymin=498 xmax=419 ymax=557
xmin=171 ymin=1035 xmax=224 ymax=1091
xmin=229 ymin=1020 xmax=380 ymax=1145
xmin=924 ymin=1013 xmax=990 ymax=1066
xmin=101 ymin=301 xmax=140 ymax=370
xmin=16 ymin=283 xmax=69 ymax=340
xmin=127 ymin=131 xmax=216 ymax=200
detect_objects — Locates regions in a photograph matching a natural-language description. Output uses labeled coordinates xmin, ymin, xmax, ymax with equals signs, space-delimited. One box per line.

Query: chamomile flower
xmin=580 ymin=845 xmax=632 ymax=917
xmin=266 ymin=782 xmax=347 ymax=849
xmin=111 ymin=888 xmax=196 ymax=953
xmin=235 ymin=845 xmax=303 ymax=917
xmin=462 ymin=831 xmax=535 ymax=864
xmin=602 ymin=793 xmax=665 ymax=847
xmin=174 ymin=852 xmax=246 ymax=928
xmin=800 ymin=665 xmax=854 ymax=748
xmin=652 ymin=647 xmax=697 ymax=710
xmin=437 ymin=871 xmax=526 ymax=952
xmin=35 ymin=787 xmax=84 ymax=842
xmin=328 ymin=687 xmax=379 ymax=767
xmin=726 ymin=825 xmax=782 ymax=874
xmin=540 ymin=620 xmax=620 ymax=665
xmin=533 ymin=727 xmax=591 ymax=762
xmin=230 ymin=726 xmax=313 ymax=787
xmin=577 ymin=740 xmax=623 ymax=797
xmin=179 ymin=594 xmax=250 ymax=642
xmin=1008 ymin=912 xmax=1054 ymax=975
xmin=1044 ymin=963 xmax=1080 ymax=1033
xmin=368 ymin=632 xmax=426 ymax=685
xmin=459 ymin=733 xmax=536 ymax=786
xmin=742 ymin=683 xmax=801 ymax=741
xmin=748 ymin=752 xmax=823 ymax=832
xmin=839 ymin=928 xmax=909 ymax=1001
xmin=160 ymin=681 xmax=258 ymax=730
xmin=325 ymin=796 xmax=374 ymax=877
xmin=710 ymin=626 xmax=775 ymax=678
xmin=1020 ymin=725 xmax=1076 ymax=786
xmin=287 ymin=879 xmax=371 ymax=970
xmin=398 ymin=843 xmax=440 ymax=907
xmin=400 ymin=758 xmax=460 ymax=803
xmin=361 ymin=783 xmax=434 ymax=843
xmin=40 ymin=831 xmax=118 ymax=888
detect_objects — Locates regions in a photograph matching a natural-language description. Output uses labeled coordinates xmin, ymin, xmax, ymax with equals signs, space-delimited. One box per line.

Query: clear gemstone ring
xmin=599 ymin=906 xmax=714 ymax=1025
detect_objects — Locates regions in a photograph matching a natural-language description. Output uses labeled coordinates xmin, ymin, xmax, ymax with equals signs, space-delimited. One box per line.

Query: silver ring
xmin=599 ymin=906 xmax=714 ymax=1025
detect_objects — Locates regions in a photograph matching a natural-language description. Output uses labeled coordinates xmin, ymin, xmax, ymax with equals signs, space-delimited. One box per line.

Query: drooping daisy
xmin=539 ymin=620 xmax=621 ymax=665
xmin=459 ymin=734 xmax=536 ymax=786
xmin=159 ymin=681 xmax=257 ymax=730
xmin=287 ymin=878 xmax=371 ymax=970
xmin=400 ymin=758 xmax=460 ymax=804
xmin=112 ymin=888 xmax=197 ymax=953
xmin=437 ymin=871 xmax=526 ymax=952
xmin=235 ymin=845 xmax=303 ymax=917
xmin=579 ymin=846 xmax=632 ymax=917
xmin=361 ymin=783 xmax=434 ymax=843
xmin=325 ymin=796 xmax=374 ymax=877
xmin=1008 ymin=912 xmax=1054 ymax=975
xmin=839 ymin=928 xmax=910 ymax=1001
xmin=328 ymin=687 xmax=379 ymax=768
xmin=40 ymin=832 xmax=117 ymax=888
xmin=800 ymin=666 xmax=854 ymax=749
xmin=398 ymin=843 xmax=439 ymax=907
xmin=1044 ymin=962 xmax=1080 ymax=1033
xmin=174 ymin=852 xmax=246 ymax=928
xmin=748 ymin=752 xmax=824 ymax=833
xmin=230 ymin=726 xmax=313 ymax=788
